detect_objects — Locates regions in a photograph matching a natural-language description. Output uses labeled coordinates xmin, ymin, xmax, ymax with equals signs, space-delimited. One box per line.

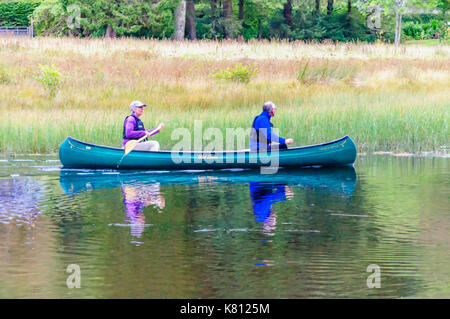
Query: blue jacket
xmin=250 ymin=111 xmax=286 ymax=151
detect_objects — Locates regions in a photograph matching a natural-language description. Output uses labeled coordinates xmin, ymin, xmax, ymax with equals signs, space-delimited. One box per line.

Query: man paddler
xmin=122 ymin=101 xmax=164 ymax=151
xmin=250 ymin=101 xmax=293 ymax=151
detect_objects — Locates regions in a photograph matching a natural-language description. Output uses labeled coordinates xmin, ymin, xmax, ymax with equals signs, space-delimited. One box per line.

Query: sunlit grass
xmin=0 ymin=37 xmax=448 ymax=153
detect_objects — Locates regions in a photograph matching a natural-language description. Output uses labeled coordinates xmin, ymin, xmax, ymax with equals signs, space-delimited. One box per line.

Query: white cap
xmin=129 ymin=100 xmax=147 ymax=111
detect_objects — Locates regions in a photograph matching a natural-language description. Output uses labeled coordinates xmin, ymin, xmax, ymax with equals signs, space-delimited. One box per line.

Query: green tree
xmin=357 ymin=0 xmax=438 ymax=47
xmin=0 ymin=1 xmax=40 ymax=27
xmin=33 ymin=0 xmax=69 ymax=36
xmin=30 ymin=0 xmax=444 ymax=42
xmin=247 ymin=0 xmax=283 ymax=40
xmin=33 ymin=0 xmax=177 ymax=38
xmin=195 ymin=0 xmax=242 ymax=40
xmin=437 ymin=0 xmax=449 ymax=17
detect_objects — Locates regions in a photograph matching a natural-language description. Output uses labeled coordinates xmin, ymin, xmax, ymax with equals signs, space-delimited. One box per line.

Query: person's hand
xmin=156 ymin=123 xmax=164 ymax=131
xmin=285 ymin=186 xmax=294 ymax=200
xmin=285 ymin=138 xmax=294 ymax=144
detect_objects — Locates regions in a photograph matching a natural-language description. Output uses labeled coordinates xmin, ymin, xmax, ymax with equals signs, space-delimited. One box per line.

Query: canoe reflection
xmin=59 ymin=167 xmax=356 ymax=243
xmin=60 ymin=166 xmax=356 ymax=195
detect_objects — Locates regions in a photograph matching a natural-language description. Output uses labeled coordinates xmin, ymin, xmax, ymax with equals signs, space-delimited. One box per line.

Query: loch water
xmin=0 ymin=154 xmax=448 ymax=298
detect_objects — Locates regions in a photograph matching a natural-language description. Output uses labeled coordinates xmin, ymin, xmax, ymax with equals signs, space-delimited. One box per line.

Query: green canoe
xmin=59 ymin=135 xmax=357 ymax=170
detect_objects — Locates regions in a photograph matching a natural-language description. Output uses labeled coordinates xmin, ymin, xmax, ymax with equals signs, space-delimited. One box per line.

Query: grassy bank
xmin=0 ymin=38 xmax=449 ymax=154
xmin=404 ymin=39 xmax=450 ymax=46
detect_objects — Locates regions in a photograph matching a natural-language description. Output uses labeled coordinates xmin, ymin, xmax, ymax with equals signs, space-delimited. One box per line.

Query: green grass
xmin=1 ymin=87 xmax=447 ymax=154
xmin=404 ymin=38 xmax=450 ymax=46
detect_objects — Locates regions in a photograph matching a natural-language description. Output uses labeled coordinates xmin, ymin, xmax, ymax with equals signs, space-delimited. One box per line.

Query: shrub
xmin=213 ymin=63 xmax=258 ymax=84
xmin=34 ymin=64 xmax=63 ymax=93
xmin=402 ymin=20 xmax=447 ymax=40
xmin=403 ymin=22 xmax=424 ymax=40
xmin=0 ymin=66 xmax=11 ymax=85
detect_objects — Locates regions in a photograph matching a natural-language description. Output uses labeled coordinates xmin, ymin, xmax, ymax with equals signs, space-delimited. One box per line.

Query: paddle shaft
xmin=136 ymin=134 xmax=148 ymax=143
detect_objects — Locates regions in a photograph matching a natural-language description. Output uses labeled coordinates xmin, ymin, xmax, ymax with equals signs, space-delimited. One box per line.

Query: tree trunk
xmin=347 ymin=0 xmax=351 ymax=14
xmin=315 ymin=0 xmax=320 ymax=15
xmin=327 ymin=0 xmax=334 ymax=16
xmin=238 ymin=0 xmax=244 ymax=21
xmin=394 ymin=10 xmax=402 ymax=48
xmin=185 ymin=0 xmax=196 ymax=40
xmin=211 ymin=0 xmax=217 ymax=39
xmin=257 ymin=18 xmax=262 ymax=41
xmin=105 ymin=25 xmax=116 ymax=38
xmin=223 ymin=0 xmax=234 ymax=39
xmin=30 ymin=17 xmax=34 ymax=38
xmin=173 ymin=0 xmax=186 ymax=40
xmin=283 ymin=0 xmax=292 ymax=28
xmin=238 ymin=0 xmax=244 ymax=40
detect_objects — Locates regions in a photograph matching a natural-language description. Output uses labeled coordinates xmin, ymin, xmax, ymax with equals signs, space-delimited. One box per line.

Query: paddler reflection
xmin=122 ymin=183 xmax=165 ymax=242
xmin=249 ymin=182 xmax=293 ymax=236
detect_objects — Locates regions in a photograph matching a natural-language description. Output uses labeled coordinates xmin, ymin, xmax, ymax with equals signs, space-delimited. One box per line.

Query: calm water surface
xmin=0 ymin=154 xmax=448 ymax=298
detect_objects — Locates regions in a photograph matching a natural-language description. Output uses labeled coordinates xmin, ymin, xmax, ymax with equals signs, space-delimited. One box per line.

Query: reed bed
xmin=0 ymin=37 xmax=448 ymax=154
xmin=2 ymin=37 xmax=449 ymax=60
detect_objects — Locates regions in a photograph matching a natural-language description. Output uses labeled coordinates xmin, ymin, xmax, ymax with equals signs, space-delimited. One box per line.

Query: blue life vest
xmin=123 ymin=114 xmax=147 ymax=141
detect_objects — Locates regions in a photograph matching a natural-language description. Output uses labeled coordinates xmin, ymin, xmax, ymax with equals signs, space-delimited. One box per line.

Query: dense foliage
xmin=3 ymin=0 xmax=448 ymax=42
xmin=0 ymin=1 xmax=40 ymax=27
xmin=403 ymin=19 xmax=448 ymax=40
xmin=29 ymin=0 xmax=378 ymax=41
xmin=32 ymin=0 xmax=177 ymax=37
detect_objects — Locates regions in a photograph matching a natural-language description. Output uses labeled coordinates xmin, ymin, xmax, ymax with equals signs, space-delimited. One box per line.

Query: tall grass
xmin=0 ymin=37 xmax=448 ymax=154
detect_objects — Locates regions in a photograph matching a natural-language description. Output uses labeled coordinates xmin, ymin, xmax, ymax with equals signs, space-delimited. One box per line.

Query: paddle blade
xmin=124 ymin=140 xmax=139 ymax=155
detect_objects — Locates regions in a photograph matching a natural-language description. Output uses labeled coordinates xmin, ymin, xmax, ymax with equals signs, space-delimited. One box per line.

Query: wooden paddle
xmin=124 ymin=125 xmax=162 ymax=155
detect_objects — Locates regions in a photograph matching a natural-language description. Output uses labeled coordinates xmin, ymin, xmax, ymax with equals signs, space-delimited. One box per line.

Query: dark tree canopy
xmin=5 ymin=0 xmax=443 ymax=43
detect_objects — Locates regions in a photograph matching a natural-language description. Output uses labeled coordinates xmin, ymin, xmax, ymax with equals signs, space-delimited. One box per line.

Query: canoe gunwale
xmin=64 ymin=135 xmax=352 ymax=155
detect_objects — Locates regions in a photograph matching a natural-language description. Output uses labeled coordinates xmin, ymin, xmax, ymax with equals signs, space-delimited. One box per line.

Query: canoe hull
xmin=59 ymin=136 xmax=357 ymax=170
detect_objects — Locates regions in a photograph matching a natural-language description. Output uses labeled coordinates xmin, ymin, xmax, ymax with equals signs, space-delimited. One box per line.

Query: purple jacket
xmin=122 ymin=115 xmax=160 ymax=147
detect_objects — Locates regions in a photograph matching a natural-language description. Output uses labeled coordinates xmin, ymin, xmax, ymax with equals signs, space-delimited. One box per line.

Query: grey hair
xmin=262 ymin=101 xmax=275 ymax=112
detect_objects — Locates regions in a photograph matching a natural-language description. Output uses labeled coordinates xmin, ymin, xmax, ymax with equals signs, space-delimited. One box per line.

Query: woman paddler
xmin=122 ymin=100 xmax=164 ymax=151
